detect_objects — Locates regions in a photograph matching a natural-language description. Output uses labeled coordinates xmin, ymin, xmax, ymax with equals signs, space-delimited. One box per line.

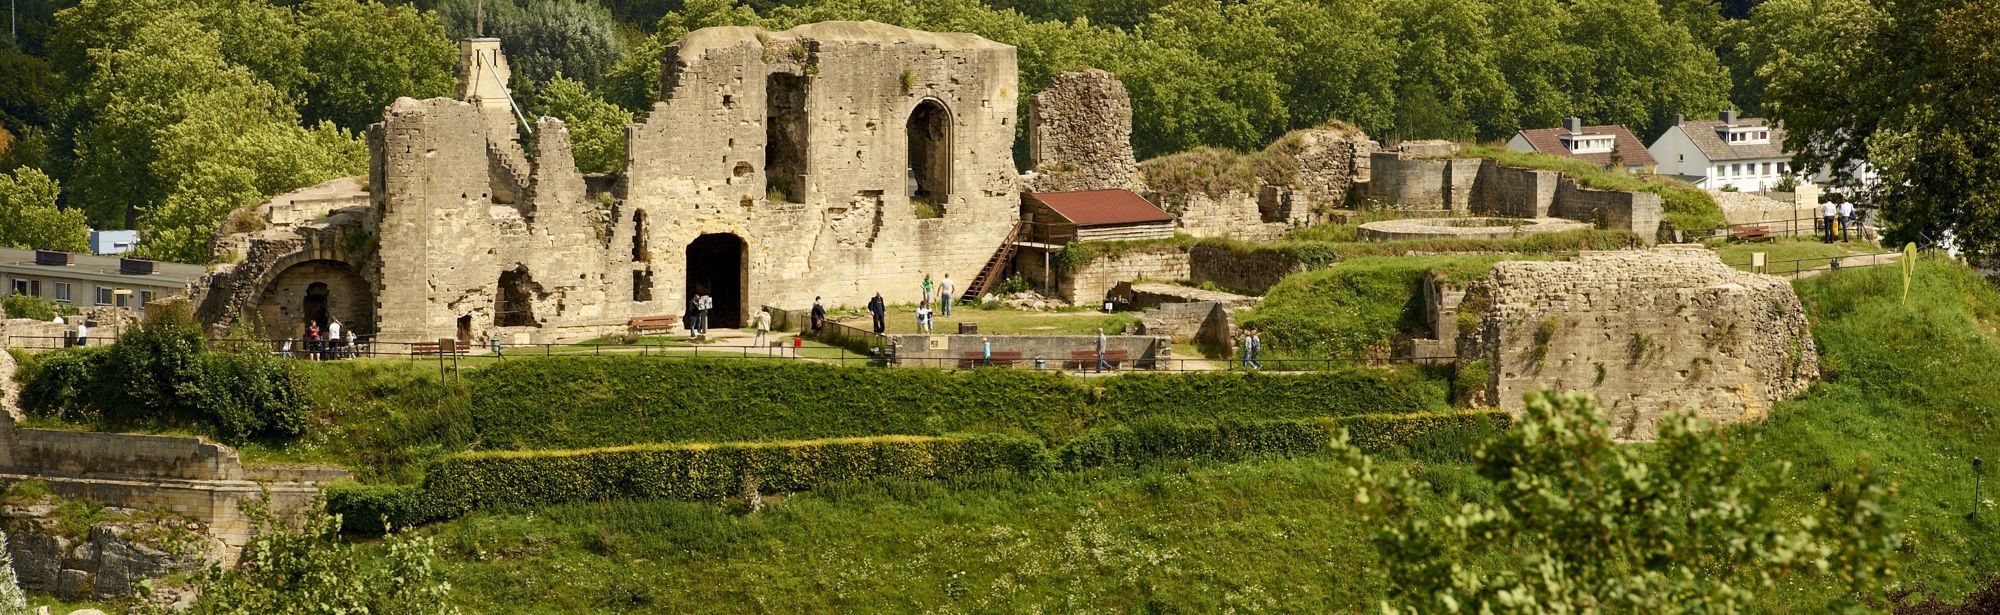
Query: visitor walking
xmin=488 ymin=334 xmax=504 ymax=360
xmin=939 ymin=273 xmax=955 ymax=317
xmin=1822 ymin=197 xmax=1839 ymax=244
xmin=1095 ymin=327 xmax=1110 ymax=373
xmin=754 ymin=308 xmax=771 ymax=348
xmin=916 ymin=301 xmax=933 ymax=332
xmin=1839 ymin=198 xmax=1855 ymax=242
xmin=981 ymin=336 xmax=992 ymax=367
xmin=921 ymin=273 xmax=935 ymax=307
xmin=810 ymin=296 xmax=826 ymax=334
xmin=1242 ymin=329 xmax=1262 ymax=370
xmin=686 ymin=293 xmax=700 ymax=340
xmin=868 ymin=292 xmax=887 ymax=335
xmin=75 ymin=321 xmax=88 ymax=348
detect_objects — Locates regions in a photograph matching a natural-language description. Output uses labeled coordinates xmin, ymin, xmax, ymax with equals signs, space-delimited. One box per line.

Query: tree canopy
xmin=0 ymin=167 xmax=88 ymax=253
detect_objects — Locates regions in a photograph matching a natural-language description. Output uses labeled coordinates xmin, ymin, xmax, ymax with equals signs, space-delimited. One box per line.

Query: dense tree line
xmin=1 ymin=0 xmax=1994 ymax=261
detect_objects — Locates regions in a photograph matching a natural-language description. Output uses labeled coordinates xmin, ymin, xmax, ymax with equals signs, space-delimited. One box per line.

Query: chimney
xmin=1563 ymin=117 xmax=1583 ymax=134
xmin=1674 ymin=113 xmax=1684 ymax=126
xmin=1720 ymin=109 xmax=1737 ymax=126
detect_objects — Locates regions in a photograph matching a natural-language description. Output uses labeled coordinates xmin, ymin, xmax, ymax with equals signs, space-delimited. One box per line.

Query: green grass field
xmin=1715 ymin=237 xmax=1882 ymax=272
xmin=374 ymin=256 xmax=2000 ymax=612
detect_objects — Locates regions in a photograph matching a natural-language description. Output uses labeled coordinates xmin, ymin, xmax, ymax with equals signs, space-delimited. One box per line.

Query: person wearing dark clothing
xmin=810 ymin=297 xmax=827 ymax=334
xmin=868 ymin=293 xmax=887 ymax=335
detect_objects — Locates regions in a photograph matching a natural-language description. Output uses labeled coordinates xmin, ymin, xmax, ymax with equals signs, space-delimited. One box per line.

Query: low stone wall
xmin=1187 ymin=243 xmax=1305 ymax=295
xmin=1474 ymin=162 xmax=1559 ymax=218
xmin=1165 ymin=191 xmax=1288 ymax=242
xmin=2 ymin=320 xmax=68 ymax=350
xmin=1138 ymin=301 xmax=1235 ymax=351
xmin=1552 ymin=178 xmax=1663 ymax=243
xmin=10 ymin=430 xmax=242 ymax=481
xmin=885 ymin=333 xmax=1168 ymax=369
xmin=1055 ymin=247 xmax=1191 ymax=304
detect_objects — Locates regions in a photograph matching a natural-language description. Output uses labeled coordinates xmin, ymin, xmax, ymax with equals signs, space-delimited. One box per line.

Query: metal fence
xmin=1750 ymin=250 xmax=1901 ymax=279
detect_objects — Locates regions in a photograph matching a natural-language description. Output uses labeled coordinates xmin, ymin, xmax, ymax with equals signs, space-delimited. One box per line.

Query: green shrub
xmin=1053 ymin=235 xmax=1197 ymax=271
xmin=421 ymin=434 xmax=1052 ymax=518
xmin=1239 ymin=255 xmax=1526 ymax=358
xmin=1 ymin=294 xmax=78 ymax=321
xmin=13 ymin=305 xmax=313 ymax=444
xmin=1192 ymin=229 xmax=1636 ymax=272
xmin=324 ymin=482 xmax=429 ymax=535
xmin=1451 ymin=360 xmax=1489 ymax=408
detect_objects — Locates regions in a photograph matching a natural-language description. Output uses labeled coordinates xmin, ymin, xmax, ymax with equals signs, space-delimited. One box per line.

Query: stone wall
xmin=1474 ymin=162 xmax=1559 ymax=218
xmin=886 ymin=333 xmax=1167 ymax=368
xmin=1551 ymin=178 xmax=1663 ymax=241
xmin=1461 ymin=248 xmax=1817 ymax=440
xmin=1026 ymin=70 xmax=1145 ymax=193
xmin=1186 ymin=243 xmax=1305 ymax=295
xmin=1053 ymin=248 xmax=1191 ymax=304
xmin=1364 ymin=153 xmax=1662 ymax=242
xmin=1164 ymin=191 xmax=1289 ymax=241
xmin=7 ymin=507 xmax=219 ymax=602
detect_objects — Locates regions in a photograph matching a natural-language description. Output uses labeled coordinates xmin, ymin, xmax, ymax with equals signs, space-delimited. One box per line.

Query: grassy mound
xmin=1453 ymin=145 xmax=1726 ymax=232
xmin=1238 ymin=255 xmax=1528 ymax=358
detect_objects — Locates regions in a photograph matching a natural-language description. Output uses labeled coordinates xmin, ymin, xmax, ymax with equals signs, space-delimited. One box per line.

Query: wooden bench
xmin=410 ymin=340 xmax=471 ymax=356
xmin=1068 ymin=349 xmax=1131 ymax=369
xmin=628 ymin=315 xmax=680 ymax=334
xmin=1730 ymin=226 xmax=1773 ymax=242
xmin=960 ymin=351 xmax=1024 ymax=368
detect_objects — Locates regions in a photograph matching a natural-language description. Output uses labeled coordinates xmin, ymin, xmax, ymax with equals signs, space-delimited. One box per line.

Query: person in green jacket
xmin=921 ymin=273 xmax=935 ymax=307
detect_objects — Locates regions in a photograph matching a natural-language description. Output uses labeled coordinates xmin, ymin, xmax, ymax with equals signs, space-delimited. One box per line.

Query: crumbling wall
xmin=1054 ymin=248 xmax=1191 ymax=303
xmin=1552 ymin=177 xmax=1663 ymax=242
xmin=1474 ymin=162 xmax=1559 ymax=218
xmin=1165 ymin=191 xmax=1287 ymax=240
xmin=1027 ymin=69 xmax=1146 ymax=193
xmin=1462 ymin=247 xmax=1817 ymax=440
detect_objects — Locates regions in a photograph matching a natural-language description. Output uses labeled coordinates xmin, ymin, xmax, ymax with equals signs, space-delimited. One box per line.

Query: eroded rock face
xmin=3 ymin=500 xmax=220 ymax=602
xmin=1027 ymin=69 xmax=1146 ymax=194
xmin=1462 ymin=247 xmax=1818 ymax=440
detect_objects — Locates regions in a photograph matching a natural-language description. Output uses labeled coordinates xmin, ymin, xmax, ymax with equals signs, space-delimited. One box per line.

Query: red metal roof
xmin=1026 ymin=190 xmax=1173 ymax=226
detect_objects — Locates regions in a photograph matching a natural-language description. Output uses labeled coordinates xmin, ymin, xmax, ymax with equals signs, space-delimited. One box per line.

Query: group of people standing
xmin=863 ymin=273 xmax=957 ymax=335
xmin=1821 ymin=196 xmax=1859 ymax=243
xmin=285 ymin=318 xmax=356 ymax=359
xmin=686 ymin=289 xmax=714 ymax=338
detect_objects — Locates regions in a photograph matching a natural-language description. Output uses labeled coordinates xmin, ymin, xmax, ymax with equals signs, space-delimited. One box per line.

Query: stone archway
xmin=907 ymin=99 xmax=953 ymax=216
xmin=686 ymin=233 xmax=747 ymax=329
xmin=255 ymin=260 xmax=373 ymax=340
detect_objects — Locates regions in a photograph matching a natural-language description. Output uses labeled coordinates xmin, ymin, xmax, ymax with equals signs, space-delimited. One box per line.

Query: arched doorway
xmin=495 ymin=267 xmax=541 ymax=327
xmin=907 ymin=99 xmax=952 ymax=217
xmin=255 ymin=259 xmax=373 ymax=340
xmin=685 ymin=233 xmax=746 ymax=329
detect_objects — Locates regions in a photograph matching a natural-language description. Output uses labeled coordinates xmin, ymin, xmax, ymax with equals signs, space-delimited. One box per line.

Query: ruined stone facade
xmin=195 ymin=22 xmax=1021 ymax=344
xmin=1366 ymin=151 xmax=1665 ymax=242
xmin=1027 ymin=70 xmax=1146 ymax=193
xmin=1456 ymin=247 xmax=1818 ymax=440
xmin=1147 ymin=127 xmax=1378 ymax=241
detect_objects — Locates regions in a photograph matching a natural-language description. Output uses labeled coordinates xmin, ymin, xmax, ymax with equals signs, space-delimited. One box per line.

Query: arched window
xmin=906 ymin=99 xmax=952 ymax=218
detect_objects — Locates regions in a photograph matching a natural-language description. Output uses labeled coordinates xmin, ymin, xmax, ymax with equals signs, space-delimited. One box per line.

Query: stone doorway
xmin=495 ymin=267 xmax=541 ymax=327
xmin=303 ymin=283 xmax=330 ymax=335
xmin=685 ymin=233 xmax=746 ymax=329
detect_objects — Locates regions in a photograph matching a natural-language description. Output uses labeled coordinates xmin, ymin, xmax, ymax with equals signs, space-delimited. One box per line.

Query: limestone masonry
xmin=1027 ymin=69 xmax=1146 ymax=194
xmin=1456 ymin=247 xmax=1818 ymax=440
xmin=195 ymin=21 xmax=1020 ymax=344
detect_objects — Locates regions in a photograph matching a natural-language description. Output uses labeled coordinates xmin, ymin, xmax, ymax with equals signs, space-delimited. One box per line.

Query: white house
xmin=1506 ymin=117 xmax=1658 ymax=174
xmin=1648 ymin=110 xmax=1796 ymax=192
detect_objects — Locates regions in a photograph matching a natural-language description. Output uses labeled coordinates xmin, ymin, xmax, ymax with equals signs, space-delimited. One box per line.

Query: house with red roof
xmin=1506 ymin=117 xmax=1658 ymax=174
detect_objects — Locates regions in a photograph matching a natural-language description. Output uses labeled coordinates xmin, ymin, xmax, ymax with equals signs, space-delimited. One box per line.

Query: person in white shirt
xmin=1838 ymin=200 xmax=1856 ymax=242
xmin=754 ymin=309 xmax=772 ymax=347
xmin=916 ymin=301 xmax=933 ymax=332
xmin=938 ymin=274 xmax=956 ymax=317
xmin=1822 ymin=198 xmax=1839 ymax=244
xmin=328 ymin=319 xmax=343 ymax=359
xmin=75 ymin=322 xmax=89 ymax=348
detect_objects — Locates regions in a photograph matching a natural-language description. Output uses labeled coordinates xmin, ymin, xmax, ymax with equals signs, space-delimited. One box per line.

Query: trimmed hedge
xmin=1057 ymin=410 xmax=1511 ymax=469
xmin=468 ymin=358 xmax=1093 ymax=449
xmin=1092 ymin=369 xmax=1445 ymax=421
xmin=328 ymin=411 xmax=1511 ymax=530
xmin=464 ymin=358 xmax=1443 ymax=450
xmin=419 ymin=434 xmax=1051 ymax=519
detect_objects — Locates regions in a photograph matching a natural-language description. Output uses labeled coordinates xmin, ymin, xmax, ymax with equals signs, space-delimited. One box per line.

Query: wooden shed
xmin=1022 ymin=190 xmax=1175 ymax=243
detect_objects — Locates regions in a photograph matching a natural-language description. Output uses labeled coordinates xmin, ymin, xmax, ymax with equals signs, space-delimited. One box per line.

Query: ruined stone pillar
xmin=1027 ymin=69 xmax=1147 ymax=193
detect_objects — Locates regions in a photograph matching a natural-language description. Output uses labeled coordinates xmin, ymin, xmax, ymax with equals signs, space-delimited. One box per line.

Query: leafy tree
xmin=433 ymin=0 xmax=629 ymax=91
xmin=1567 ymin=0 xmax=1731 ymax=139
xmin=1380 ymin=0 xmax=1514 ymax=141
xmin=138 ymin=116 xmax=366 ymax=263
xmin=298 ymin=0 xmax=457 ymax=132
xmin=532 ymin=74 xmax=636 ymax=173
xmin=0 ymin=51 xmax=65 ymax=129
xmin=1486 ymin=0 xmax=1586 ymax=132
xmin=188 ymin=499 xmax=459 ymax=615
xmin=1760 ymin=0 xmax=2000 ymax=258
xmin=602 ymin=0 xmax=766 ymax=112
xmin=1336 ymin=391 xmax=1898 ymax=614
xmin=0 ymin=167 xmax=88 ymax=252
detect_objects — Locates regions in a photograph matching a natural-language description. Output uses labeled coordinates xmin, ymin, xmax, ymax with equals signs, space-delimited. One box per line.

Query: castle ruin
xmin=194 ymin=22 xmax=1020 ymax=344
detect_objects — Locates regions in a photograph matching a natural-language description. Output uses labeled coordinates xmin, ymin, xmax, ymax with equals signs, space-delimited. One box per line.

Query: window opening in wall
xmin=8 ymin=279 xmax=27 ymax=296
xmin=633 ymin=269 xmax=654 ymax=302
xmin=496 ymin=267 xmax=540 ymax=327
xmin=55 ymin=282 xmax=71 ymax=302
xmin=685 ymin=233 xmax=747 ymax=329
xmin=907 ymin=99 xmax=952 ymax=218
xmin=457 ymin=315 xmax=473 ymax=343
xmin=631 ymin=209 xmax=650 ymax=261
xmin=96 ymin=287 xmax=112 ymax=305
xmin=765 ymin=73 xmax=808 ymax=203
